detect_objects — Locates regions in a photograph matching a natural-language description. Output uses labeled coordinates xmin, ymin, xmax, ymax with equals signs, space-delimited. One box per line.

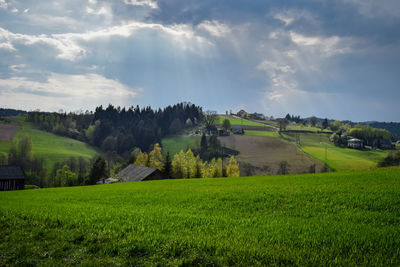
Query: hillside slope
xmin=0 ymin=168 xmax=399 ymax=266
xmin=0 ymin=117 xmax=99 ymax=170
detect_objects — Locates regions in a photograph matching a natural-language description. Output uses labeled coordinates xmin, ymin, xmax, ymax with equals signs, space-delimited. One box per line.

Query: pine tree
xmin=226 ymin=156 xmax=240 ymax=177
xmin=164 ymin=152 xmax=171 ymax=177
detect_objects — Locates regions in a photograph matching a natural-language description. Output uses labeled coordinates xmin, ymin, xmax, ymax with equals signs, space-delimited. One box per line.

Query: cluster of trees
xmin=27 ymin=103 xmax=203 ymax=156
xmin=3 ymin=135 xmax=47 ymax=187
xmin=132 ymin=144 xmax=240 ymax=178
xmin=330 ymin=122 xmax=392 ymax=147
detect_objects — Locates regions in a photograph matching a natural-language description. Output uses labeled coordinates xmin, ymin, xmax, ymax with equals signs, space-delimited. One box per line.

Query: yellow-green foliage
xmin=148 ymin=143 xmax=164 ymax=171
xmin=226 ymin=156 xmax=240 ymax=177
xmin=134 ymin=150 xmax=149 ymax=166
xmin=171 ymin=149 xmax=236 ymax=178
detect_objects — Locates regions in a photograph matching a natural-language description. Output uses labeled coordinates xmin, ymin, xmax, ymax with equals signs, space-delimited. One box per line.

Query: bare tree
xmin=277 ymin=119 xmax=289 ymax=132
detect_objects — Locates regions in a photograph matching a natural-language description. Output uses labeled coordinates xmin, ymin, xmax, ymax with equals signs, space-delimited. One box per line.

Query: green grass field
xmin=283 ymin=132 xmax=389 ymax=171
xmin=0 ymin=117 xmax=99 ymax=170
xmin=161 ymin=136 xmax=201 ymax=156
xmin=244 ymin=130 xmax=280 ymax=138
xmin=216 ymin=115 xmax=267 ymax=126
xmin=286 ymin=123 xmax=331 ymax=132
xmin=1 ymin=168 xmax=399 ymax=266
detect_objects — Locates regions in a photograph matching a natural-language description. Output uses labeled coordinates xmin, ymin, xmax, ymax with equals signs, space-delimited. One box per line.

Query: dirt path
xmin=0 ymin=120 xmax=20 ymax=141
xmin=219 ymin=135 xmax=324 ymax=176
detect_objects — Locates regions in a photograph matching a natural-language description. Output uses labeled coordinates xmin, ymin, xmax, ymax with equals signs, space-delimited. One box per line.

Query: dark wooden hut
xmin=114 ymin=164 xmax=167 ymax=182
xmin=0 ymin=166 xmax=25 ymax=191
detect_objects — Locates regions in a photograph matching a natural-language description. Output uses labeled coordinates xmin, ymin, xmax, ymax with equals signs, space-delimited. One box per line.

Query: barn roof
xmin=115 ymin=164 xmax=159 ymax=182
xmin=0 ymin=166 xmax=25 ymax=180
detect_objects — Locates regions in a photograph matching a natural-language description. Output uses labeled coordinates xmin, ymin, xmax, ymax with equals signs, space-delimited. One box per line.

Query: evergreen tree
xmin=164 ymin=152 xmax=172 ymax=177
xmin=88 ymin=156 xmax=107 ymax=184
xmin=200 ymin=133 xmax=208 ymax=152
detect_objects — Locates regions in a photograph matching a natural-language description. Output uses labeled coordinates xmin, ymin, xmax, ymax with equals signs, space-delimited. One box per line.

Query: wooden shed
xmin=114 ymin=164 xmax=167 ymax=182
xmin=0 ymin=166 xmax=25 ymax=191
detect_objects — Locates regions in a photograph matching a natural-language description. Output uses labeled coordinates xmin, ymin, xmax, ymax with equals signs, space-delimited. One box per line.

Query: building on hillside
xmin=237 ymin=109 xmax=246 ymax=117
xmin=250 ymin=113 xmax=265 ymax=120
xmin=231 ymin=125 xmax=244 ymax=135
xmin=0 ymin=166 xmax=25 ymax=191
xmin=114 ymin=164 xmax=167 ymax=182
xmin=347 ymin=138 xmax=363 ymax=149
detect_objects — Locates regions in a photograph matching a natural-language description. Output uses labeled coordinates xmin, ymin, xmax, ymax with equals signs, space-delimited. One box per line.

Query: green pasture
xmin=216 ymin=115 xmax=267 ymax=126
xmin=0 ymin=117 xmax=99 ymax=170
xmin=1 ymin=168 xmax=399 ymax=266
xmin=161 ymin=136 xmax=201 ymax=156
xmin=244 ymin=130 xmax=280 ymax=138
xmin=283 ymin=132 xmax=389 ymax=171
xmin=286 ymin=123 xmax=331 ymax=132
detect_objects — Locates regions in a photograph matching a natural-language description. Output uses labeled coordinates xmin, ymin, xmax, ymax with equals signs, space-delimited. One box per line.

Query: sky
xmin=0 ymin=0 xmax=399 ymax=122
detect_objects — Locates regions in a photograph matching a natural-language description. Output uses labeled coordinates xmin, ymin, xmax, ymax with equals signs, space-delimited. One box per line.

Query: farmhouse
xmin=0 ymin=166 xmax=25 ymax=191
xmin=347 ymin=138 xmax=363 ymax=149
xmin=231 ymin=125 xmax=244 ymax=134
xmin=114 ymin=164 xmax=167 ymax=182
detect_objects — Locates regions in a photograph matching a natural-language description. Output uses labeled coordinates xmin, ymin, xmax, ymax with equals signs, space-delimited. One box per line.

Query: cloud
xmin=0 ymin=73 xmax=140 ymax=111
xmin=0 ymin=0 xmax=7 ymax=9
xmin=0 ymin=21 xmax=213 ymax=61
xmin=124 ymin=0 xmax=158 ymax=9
xmin=197 ymin=20 xmax=231 ymax=37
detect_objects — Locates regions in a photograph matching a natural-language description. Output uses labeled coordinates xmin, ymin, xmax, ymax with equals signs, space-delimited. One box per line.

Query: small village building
xmin=0 ymin=166 xmax=25 ymax=191
xmin=237 ymin=109 xmax=246 ymax=117
xmin=347 ymin=138 xmax=363 ymax=149
xmin=231 ymin=125 xmax=244 ymax=134
xmin=114 ymin=164 xmax=167 ymax=182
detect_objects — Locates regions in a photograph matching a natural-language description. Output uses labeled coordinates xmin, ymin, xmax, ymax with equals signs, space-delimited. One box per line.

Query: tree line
xmin=27 ymin=102 xmax=203 ymax=156
xmin=133 ymin=144 xmax=240 ymax=178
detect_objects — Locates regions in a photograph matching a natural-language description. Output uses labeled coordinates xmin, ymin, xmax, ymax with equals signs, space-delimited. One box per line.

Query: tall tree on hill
xmin=310 ymin=116 xmax=317 ymax=127
xmin=277 ymin=119 xmax=289 ymax=132
xmin=164 ymin=152 xmax=171 ymax=177
xmin=322 ymin=118 xmax=329 ymax=129
xmin=200 ymin=133 xmax=208 ymax=152
xmin=222 ymin=119 xmax=231 ymax=132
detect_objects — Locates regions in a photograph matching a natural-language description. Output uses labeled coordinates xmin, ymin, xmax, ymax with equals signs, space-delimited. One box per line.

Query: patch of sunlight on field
xmin=302 ymin=146 xmax=388 ymax=171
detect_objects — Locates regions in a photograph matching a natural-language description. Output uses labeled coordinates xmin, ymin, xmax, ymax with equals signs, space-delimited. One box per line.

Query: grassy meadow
xmin=1 ymin=168 xmax=399 ymax=266
xmin=216 ymin=115 xmax=267 ymax=126
xmin=283 ymin=132 xmax=389 ymax=172
xmin=0 ymin=117 xmax=99 ymax=170
xmin=161 ymin=136 xmax=201 ymax=156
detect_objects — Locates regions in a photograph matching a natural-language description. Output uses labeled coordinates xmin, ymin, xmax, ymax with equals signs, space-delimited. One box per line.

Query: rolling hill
xmin=0 ymin=117 xmax=99 ymax=170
